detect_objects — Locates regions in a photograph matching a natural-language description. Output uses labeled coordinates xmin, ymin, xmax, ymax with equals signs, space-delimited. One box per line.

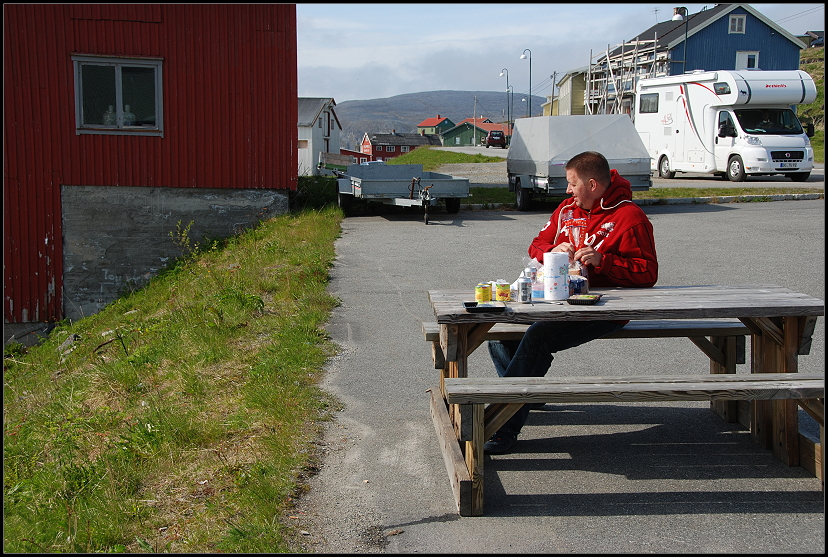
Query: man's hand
xmin=575 ymin=245 xmax=603 ymax=268
xmin=551 ymin=243 xmax=575 ymax=262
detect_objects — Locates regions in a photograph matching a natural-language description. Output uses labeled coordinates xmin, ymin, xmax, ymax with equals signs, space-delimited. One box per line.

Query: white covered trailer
xmin=507 ymin=115 xmax=652 ymax=210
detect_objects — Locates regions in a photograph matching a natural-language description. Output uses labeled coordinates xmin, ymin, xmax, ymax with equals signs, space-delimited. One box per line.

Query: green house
xmin=441 ymin=122 xmax=494 ymax=147
xmin=416 ymin=114 xmax=455 ymax=135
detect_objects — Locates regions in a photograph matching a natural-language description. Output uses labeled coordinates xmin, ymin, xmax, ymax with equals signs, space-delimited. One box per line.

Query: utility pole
xmin=473 ymin=96 xmax=477 ymax=146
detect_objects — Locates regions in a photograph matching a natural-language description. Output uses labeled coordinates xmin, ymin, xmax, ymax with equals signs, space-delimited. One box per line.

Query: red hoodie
xmin=528 ymin=169 xmax=658 ymax=288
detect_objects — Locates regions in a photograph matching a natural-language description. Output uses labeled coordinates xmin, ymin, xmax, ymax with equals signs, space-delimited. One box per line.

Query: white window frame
xmin=72 ymin=55 xmax=163 ymax=136
xmin=386 ymin=145 xmax=395 ymax=152
xmin=401 ymin=146 xmax=410 ymax=153
xmin=735 ymin=51 xmax=759 ymax=70
xmin=729 ymin=15 xmax=746 ymax=34
xmin=376 ymin=145 xmax=383 ymax=151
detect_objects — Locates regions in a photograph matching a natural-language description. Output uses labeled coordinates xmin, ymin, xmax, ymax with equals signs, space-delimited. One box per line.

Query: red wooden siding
xmin=3 ymin=4 xmax=298 ymax=323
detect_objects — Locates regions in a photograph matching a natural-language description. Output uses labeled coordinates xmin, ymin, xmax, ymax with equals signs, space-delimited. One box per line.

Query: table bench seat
xmin=423 ymin=319 xmax=750 ymax=370
xmin=432 ymin=373 xmax=825 ymax=516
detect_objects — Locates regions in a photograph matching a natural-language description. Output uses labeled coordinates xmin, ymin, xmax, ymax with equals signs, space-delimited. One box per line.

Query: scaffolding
xmin=585 ymin=33 xmax=672 ymax=117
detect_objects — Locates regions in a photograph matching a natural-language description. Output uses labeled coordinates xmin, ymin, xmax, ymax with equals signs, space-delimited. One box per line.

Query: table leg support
xmin=429 ymin=389 xmax=474 ymax=515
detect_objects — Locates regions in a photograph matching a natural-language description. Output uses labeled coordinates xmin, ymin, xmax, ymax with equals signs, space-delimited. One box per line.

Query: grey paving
xmin=297 ymin=198 xmax=825 ymax=553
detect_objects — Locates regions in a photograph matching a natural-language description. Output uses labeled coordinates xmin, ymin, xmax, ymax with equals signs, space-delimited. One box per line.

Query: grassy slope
xmin=4 ymin=208 xmax=343 ymax=553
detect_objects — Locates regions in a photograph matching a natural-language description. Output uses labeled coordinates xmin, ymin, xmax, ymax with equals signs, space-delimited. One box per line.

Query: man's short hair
xmin=565 ymin=151 xmax=611 ymax=187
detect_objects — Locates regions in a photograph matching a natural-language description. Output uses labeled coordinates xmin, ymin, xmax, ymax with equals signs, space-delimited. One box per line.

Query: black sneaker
xmin=483 ymin=432 xmax=518 ymax=455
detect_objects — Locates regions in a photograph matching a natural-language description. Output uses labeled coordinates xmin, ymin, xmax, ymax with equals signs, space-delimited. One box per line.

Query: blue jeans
xmin=487 ymin=320 xmax=625 ymax=437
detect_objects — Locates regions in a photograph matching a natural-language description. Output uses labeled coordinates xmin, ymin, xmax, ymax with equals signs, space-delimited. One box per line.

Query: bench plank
xmin=444 ymin=373 xmax=825 ymax=405
xmin=423 ymin=319 xmax=751 ymax=342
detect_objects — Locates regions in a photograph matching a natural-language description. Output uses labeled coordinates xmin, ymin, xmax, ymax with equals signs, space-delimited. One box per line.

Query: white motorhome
xmin=633 ymin=70 xmax=816 ymax=182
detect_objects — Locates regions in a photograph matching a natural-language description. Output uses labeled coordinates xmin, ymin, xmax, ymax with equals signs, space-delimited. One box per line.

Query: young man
xmin=485 ymin=151 xmax=658 ymax=454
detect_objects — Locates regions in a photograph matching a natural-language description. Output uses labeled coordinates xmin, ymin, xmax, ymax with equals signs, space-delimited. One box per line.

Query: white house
xmin=297 ymin=97 xmax=341 ymax=176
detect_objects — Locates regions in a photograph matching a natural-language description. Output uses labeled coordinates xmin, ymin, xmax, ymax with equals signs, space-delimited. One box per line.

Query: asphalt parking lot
xmin=296 ymin=198 xmax=825 ymax=553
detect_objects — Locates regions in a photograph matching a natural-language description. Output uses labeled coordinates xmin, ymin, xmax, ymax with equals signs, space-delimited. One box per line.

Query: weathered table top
xmin=429 ymin=285 xmax=825 ymax=324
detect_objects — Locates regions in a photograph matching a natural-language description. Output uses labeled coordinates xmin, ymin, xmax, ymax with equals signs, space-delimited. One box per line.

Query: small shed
xmin=298 ymin=98 xmax=342 ymax=176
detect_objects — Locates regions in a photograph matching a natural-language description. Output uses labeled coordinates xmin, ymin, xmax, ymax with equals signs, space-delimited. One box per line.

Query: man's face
xmin=565 ymin=169 xmax=598 ymax=210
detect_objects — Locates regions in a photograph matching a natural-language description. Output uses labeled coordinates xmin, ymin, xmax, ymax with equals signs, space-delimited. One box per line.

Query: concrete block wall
xmin=60 ymin=185 xmax=289 ymax=322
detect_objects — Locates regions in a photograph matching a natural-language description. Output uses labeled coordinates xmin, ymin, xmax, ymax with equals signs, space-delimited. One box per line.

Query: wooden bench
xmin=425 ymin=319 xmax=753 ymax=426
xmin=423 ymin=319 xmax=749 ymax=370
xmin=431 ymin=373 xmax=825 ymax=516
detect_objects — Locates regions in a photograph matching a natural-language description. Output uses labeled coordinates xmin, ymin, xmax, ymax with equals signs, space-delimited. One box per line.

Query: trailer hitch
xmin=409 ymin=177 xmax=421 ymax=199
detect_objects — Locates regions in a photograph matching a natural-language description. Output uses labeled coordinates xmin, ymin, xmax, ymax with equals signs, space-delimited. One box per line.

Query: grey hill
xmin=335 ymin=90 xmax=545 ymax=150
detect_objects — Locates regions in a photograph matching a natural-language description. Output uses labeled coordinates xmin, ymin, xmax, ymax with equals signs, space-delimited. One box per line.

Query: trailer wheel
xmin=516 ymin=180 xmax=533 ymax=211
xmin=444 ymin=197 xmax=461 ymax=214
xmin=788 ymin=172 xmax=810 ymax=182
xmin=726 ymin=155 xmax=746 ymax=182
xmin=337 ymin=190 xmax=353 ymax=212
xmin=658 ymin=156 xmax=675 ymax=179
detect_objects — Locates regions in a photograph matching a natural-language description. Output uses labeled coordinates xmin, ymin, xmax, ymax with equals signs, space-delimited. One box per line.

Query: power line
xmin=774 ymin=5 xmax=823 ymax=24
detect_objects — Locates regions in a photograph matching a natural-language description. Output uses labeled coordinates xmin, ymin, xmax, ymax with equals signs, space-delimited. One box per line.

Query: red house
xmin=359 ymin=131 xmax=442 ymax=161
xmin=3 ymin=4 xmax=297 ymax=342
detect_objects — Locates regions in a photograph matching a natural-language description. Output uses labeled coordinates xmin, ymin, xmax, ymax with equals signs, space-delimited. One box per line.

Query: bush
xmin=292 ymin=176 xmax=338 ymax=210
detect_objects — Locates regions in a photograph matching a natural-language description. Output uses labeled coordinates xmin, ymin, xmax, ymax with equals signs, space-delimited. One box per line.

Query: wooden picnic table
xmin=427 ymin=284 xmax=825 ymax=515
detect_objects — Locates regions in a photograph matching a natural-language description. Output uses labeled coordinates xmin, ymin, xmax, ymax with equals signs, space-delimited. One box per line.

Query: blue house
xmin=583 ymin=3 xmax=808 ymax=115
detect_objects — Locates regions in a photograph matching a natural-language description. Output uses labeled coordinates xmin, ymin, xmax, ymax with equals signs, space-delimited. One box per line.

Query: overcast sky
xmin=297 ymin=3 xmax=825 ymax=102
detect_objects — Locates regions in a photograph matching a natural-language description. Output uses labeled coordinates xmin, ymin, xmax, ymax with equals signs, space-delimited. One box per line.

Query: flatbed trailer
xmin=318 ymin=154 xmax=471 ymax=224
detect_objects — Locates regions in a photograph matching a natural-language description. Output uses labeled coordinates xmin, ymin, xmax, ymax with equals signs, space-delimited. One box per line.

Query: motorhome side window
xmin=713 ymin=82 xmax=731 ymax=95
xmin=639 ymin=93 xmax=658 ymax=114
xmin=718 ymin=112 xmax=735 ymax=134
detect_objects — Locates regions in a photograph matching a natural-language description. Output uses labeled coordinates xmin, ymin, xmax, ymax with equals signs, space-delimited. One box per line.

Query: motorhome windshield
xmin=733 ymin=108 xmax=804 ymax=135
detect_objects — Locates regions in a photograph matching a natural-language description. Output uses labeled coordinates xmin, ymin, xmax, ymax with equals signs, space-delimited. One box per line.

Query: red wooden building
xmin=4 ymin=4 xmax=297 ymax=336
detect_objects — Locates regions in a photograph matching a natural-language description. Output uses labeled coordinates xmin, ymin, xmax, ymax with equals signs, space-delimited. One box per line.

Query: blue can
xmin=569 ymin=275 xmax=589 ymax=295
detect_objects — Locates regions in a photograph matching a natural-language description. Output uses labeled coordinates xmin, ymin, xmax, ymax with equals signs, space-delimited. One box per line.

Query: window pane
xmin=81 ymin=64 xmax=116 ymax=125
xmin=121 ymin=66 xmax=156 ymax=126
xmin=639 ymin=93 xmax=658 ymax=114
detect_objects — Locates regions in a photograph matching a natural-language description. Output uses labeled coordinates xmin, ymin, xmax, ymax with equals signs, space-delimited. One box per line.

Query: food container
xmin=475 ymin=282 xmax=491 ymax=303
xmin=495 ymin=280 xmax=511 ymax=302
xmin=566 ymin=293 xmax=603 ymax=305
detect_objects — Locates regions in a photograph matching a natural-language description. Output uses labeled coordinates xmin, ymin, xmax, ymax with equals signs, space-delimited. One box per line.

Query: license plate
xmin=778 ymin=162 xmax=798 ymax=168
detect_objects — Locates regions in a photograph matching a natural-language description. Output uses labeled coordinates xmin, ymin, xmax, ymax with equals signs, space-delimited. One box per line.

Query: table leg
xmin=709 ymin=335 xmax=740 ymax=423
xmin=748 ymin=316 xmax=801 ymax=466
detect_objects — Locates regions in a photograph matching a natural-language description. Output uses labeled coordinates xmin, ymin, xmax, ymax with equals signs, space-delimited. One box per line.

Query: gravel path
xmin=435 ymin=162 xmax=507 ymax=186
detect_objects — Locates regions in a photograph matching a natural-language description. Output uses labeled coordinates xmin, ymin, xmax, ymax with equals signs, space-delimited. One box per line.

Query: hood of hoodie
xmin=599 ymin=169 xmax=633 ymax=210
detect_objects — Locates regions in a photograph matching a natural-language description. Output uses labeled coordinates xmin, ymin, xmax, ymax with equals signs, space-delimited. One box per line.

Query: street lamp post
xmin=507 ymin=85 xmax=513 ymax=137
xmin=520 ymin=49 xmax=532 ymax=117
xmin=672 ymin=7 xmax=689 ymax=73
xmin=499 ymin=68 xmax=510 ymax=132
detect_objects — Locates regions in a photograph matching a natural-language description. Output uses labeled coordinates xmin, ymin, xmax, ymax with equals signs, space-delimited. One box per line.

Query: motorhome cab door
xmin=714 ymin=110 xmax=736 ymax=171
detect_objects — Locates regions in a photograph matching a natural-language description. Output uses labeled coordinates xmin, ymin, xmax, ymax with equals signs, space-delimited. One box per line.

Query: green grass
xmin=4 ymin=207 xmax=344 ymax=553
xmin=386 ymin=145 xmax=504 ymax=170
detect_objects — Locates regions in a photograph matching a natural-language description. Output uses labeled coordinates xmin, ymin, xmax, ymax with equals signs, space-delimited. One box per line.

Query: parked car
xmin=485 ymin=130 xmax=507 ymax=148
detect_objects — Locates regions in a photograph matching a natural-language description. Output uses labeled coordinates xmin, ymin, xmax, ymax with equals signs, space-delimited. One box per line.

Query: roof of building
xmin=416 ymin=115 xmax=453 ymax=127
xmin=298 ymin=97 xmax=341 ymax=128
xmin=364 ymin=132 xmax=442 ymax=146
xmin=456 ymin=117 xmax=493 ymax=125
xmin=606 ymin=3 xmax=806 ymax=58
xmin=443 ymin=121 xmax=511 ymax=137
